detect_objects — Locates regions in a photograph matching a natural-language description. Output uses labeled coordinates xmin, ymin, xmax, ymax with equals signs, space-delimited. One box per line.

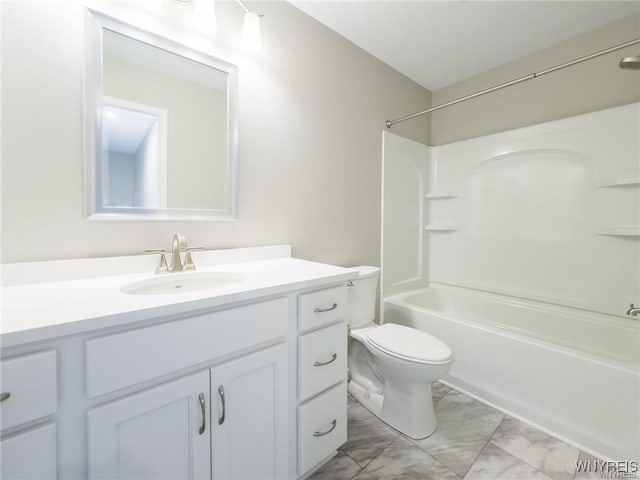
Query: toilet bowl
xmin=347 ymin=267 xmax=453 ymax=439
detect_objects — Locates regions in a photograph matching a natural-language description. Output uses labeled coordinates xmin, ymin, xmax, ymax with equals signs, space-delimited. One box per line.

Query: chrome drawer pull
xmin=0 ymin=392 xmax=10 ymax=403
xmin=314 ymin=303 xmax=337 ymax=313
xmin=198 ymin=393 xmax=206 ymax=435
xmin=313 ymin=419 xmax=337 ymax=437
xmin=314 ymin=354 xmax=337 ymax=367
xmin=218 ymin=385 xmax=226 ymax=425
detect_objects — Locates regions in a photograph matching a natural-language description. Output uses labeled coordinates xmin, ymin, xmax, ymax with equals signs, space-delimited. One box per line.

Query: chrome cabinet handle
xmin=347 ymin=281 xmax=354 ymax=287
xmin=314 ymin=303 xmax=338 ymax=313
xmin=198 ymin=393 xmax=206 ymax=435
xmin=218 ymin=386 xmax=226 ymax=425
xmin=314 ymin=354 xmax=338 ymax=367
xmin=313 ymin=419 xmax=337 ymax=437
xmin=0 ymin=392 xmax=10 ymax=403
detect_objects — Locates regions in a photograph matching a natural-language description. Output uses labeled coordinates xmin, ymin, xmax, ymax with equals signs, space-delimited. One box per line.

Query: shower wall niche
xmin=382 ymin=103 xmax=640 ymax=317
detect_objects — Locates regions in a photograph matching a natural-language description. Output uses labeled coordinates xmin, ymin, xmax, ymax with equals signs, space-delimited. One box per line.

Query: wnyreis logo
xmin=575 ymin=460 xmax=638 ymax=478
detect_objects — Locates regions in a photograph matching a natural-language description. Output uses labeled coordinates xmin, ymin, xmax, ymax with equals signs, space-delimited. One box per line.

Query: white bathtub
xmin=383 ymin=284 xmax=640 ymax=463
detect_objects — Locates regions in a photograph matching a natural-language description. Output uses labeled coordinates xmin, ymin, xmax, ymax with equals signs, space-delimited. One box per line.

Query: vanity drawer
xmin=86 ymin=297 xmax=288 ymax=398
xmin=1 ymin=423 xmax=57 ymax=479
xmin=298 ymin=382 xmax=347 ymax=475
xmin=298 ymin=286 xmax=347 ymax=332
xmin=298 ymin=322 xmax=347 ymax=401
xmin=0 ymin=351 xmax=57 ymax=431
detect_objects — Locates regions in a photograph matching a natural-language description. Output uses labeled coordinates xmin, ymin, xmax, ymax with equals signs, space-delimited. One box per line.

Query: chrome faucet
xmin=146 ymin=233 xmax=204 ymax=273
xmin=627 ymin=303 xmax=640 ymax=317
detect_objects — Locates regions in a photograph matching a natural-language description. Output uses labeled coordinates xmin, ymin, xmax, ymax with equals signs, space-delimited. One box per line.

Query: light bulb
xmin=192 ymin=0 xmax=217 ymax=34
xmin=241 ymin=11 xmax=262 ymax=53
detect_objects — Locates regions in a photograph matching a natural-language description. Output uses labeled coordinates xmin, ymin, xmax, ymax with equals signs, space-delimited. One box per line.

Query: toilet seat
xmin=366 ymin=323 xmax=452 ymax=365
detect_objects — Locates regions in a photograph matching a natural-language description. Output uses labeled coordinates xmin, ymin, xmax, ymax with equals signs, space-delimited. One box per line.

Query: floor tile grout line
xmin=459 ymin=411 xmax=507 ymax=480
xmin=346 ymin=449 xmax=368 ymax=470
xmin=488 ymin=420 xmax=582 ymax=480
xmin=402 ymin=436 xmax=464 ymax=480
xmin=486 ymin=440 xmax=566 ymax=480
xmin=354 ymin=435 xmax=399 ymax=472
xmin=344 ymin=452 xmax=364 ymax=480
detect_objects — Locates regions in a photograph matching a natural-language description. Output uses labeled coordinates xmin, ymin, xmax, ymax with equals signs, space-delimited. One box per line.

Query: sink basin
xmin=121 ymin=271 xmax=245 ymax=295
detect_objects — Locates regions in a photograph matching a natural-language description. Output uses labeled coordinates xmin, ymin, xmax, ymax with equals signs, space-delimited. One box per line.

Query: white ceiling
xmin=289 ymin=1 xmax=640 ymax=91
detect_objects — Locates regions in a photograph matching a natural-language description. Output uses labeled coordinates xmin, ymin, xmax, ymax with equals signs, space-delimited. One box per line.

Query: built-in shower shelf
xmin=425 ymin=192 xmax=461 ymax=199
xmin=424 ymin=225 xmax=459 ymax=232
xmin=596 ymin=177 xmax=640 ymax=188
xmin=597 ymin=227 xmax=640 ymax=237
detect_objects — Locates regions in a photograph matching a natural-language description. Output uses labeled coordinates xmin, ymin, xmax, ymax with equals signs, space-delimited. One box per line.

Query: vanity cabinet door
xmin=211 ymin=343 xmax=289 ymax=480
xmin=87 ymin=370 xmax=210 ymax=480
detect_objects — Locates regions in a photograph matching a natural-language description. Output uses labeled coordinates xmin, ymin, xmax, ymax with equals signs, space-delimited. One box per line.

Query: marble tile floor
xmin=310 ymin=383 xmax=596 ymax=480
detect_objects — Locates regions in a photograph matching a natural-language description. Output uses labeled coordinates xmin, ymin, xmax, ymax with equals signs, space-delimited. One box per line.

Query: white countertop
xmin=1 ymin=246 xmax=357 ymax=348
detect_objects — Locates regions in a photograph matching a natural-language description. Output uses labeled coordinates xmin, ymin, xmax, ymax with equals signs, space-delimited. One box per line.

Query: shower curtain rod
xmin=385 ymin=37 xmax=640 ymax=129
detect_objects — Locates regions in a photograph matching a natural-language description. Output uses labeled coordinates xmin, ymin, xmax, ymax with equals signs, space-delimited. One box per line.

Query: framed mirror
xmin=84 ymin=9 xmax=238 ymax=221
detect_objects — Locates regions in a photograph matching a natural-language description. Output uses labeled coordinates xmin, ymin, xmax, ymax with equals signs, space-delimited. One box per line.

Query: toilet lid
xmin=366 ymin=323 xmax=452 ymax=364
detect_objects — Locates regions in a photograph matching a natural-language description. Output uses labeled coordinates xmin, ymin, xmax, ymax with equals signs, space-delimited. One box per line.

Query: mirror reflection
xmin=102 ymin=29 xmax=229 ymax=211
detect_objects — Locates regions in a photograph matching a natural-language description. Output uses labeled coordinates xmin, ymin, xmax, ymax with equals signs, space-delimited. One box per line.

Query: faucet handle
xmin=184 ymin=247 xmax=204 ymax=271
xmin=145 ymin=249 xmax=168 ymax=274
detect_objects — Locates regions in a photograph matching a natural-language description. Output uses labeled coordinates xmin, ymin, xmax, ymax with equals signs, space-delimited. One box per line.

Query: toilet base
xmin=348 ymin=379 xmax=383 ymax=416
xmin=347 ymin=379 xmax=438 ymax=440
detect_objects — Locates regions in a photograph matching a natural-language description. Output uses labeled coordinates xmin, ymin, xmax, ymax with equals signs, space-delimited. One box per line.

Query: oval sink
xmin=121 ymin=271 xmax=245 ymax=295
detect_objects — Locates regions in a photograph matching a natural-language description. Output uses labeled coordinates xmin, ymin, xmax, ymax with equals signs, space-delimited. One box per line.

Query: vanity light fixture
xmin=175 ymin=0 xmax=262 ymax=53
xmin=235 ymin=0 xmax=263 ymax=53
xmin=191 ymin=0 xmax=218 ymax=34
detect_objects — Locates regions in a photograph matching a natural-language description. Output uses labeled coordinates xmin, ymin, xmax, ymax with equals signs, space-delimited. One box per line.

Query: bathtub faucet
xmin=626 ymin=303 xmax=640 ymax=317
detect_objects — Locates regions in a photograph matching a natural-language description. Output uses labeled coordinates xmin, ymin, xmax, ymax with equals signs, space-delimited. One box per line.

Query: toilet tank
xmin=347 ymin=266 xmax=380 ymax=328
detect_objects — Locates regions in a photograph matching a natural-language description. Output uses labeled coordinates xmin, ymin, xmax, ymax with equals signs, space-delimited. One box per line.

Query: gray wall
xmin=431 ymin=14 xmax=640 ymax=145
xmin=1 ymin=1 xmax=430 ymax=264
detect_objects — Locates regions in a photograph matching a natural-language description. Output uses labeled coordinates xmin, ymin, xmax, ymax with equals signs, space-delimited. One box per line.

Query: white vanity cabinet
xmin=86 ymin=298 xmax=290 ymax=480
xmin=1 ymin=423 xmax=58 ymax=479
xmin=87 ymin=371 xmax=211 ymax=480
xmin=296 ymin=286 xmax=349 ymax=476
xmin=0 ymin=351 xmax=58 ymax=480
xmin=87 ymin=343 xmax=289 ymax=480
xmin=0 ymin=250 xmax=356 ymax=480
xmin=211 ymin=343 xmax=288 ymax=479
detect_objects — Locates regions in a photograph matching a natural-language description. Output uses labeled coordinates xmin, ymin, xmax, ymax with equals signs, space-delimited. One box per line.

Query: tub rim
xmin=383 ymin=283 xmax=640 ymax=374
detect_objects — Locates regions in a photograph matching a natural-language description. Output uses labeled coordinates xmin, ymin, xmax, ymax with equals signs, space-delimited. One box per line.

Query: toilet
xmin=347 ymin=266 xmax=453 ymax=439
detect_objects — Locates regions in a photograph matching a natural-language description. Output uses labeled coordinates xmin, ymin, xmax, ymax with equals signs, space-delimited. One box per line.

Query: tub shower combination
xmin=381 ymin=104 xmax=640 ymax=463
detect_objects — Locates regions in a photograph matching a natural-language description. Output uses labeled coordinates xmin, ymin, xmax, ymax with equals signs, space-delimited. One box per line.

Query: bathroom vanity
xmin=0 ymin=245 xmax=354 ymax=479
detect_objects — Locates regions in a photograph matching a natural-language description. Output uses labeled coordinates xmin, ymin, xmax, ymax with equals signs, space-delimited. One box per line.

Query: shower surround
xmin=381 ymin=103 xmax=640 ymax=462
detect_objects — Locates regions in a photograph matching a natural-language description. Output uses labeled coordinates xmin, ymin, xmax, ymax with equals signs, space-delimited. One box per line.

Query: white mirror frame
xmin=84 ymin=9 xmax=239 ymax=221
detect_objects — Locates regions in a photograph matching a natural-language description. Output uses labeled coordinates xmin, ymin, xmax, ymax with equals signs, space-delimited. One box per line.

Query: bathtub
xmin=383 ymin=284 xmax=640 ymax=463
